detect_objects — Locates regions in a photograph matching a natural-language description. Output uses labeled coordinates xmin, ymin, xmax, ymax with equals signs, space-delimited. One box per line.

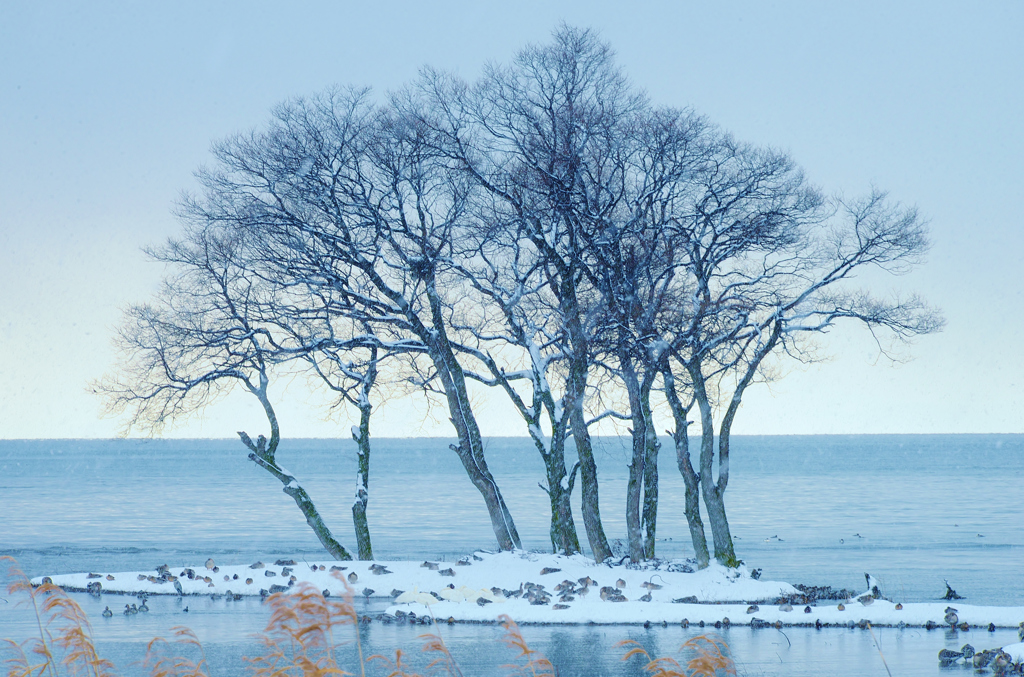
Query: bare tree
xmin=420 ymin=26 xmax=657 ymax=562
xmin=178 ymin=88 xmax=523 ymax=551
xmin=268 ymin=293 xmax=389 ymax=561
xmin=98 ymin=224 xmax=355 ymax=560
xmin=659 ymin=141 xmax=944 ymax=566
xmin=441 ymin=209 xmax=584 ymax=554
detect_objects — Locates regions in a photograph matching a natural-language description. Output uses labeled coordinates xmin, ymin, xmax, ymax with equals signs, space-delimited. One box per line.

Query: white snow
xmin=30 ymin=551 xmax=1024 ymax=634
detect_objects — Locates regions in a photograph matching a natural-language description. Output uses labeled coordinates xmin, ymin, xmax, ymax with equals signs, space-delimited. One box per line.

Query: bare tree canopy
xmin=100 ymin=25 xmax=942 ymax=566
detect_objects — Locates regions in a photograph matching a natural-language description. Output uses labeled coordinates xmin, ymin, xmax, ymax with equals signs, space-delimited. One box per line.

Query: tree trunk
xmin=238 ymin=436 xmax=352 ymax=561
xmin=350 ymin=350 xmax=377 ymax=561
xmin=619 ymin=347 xmax=647 ymax=563
xmin=423 ymin=280 xmax=521 ymax=551
xmin=564 ymin=301 xmax=612 ymax=562
xmin=529 ymin=414 xmax=581 ymax=554
xmin=351 ymin=387 xmax=373 ymax=560
xmin=240 ymin=381 xmax=353 ymax=561
xmin=687 ymin=365 xmax=739 ymax=567
xmin=568 ymin=396 xmax=611 ymax=562
xmin=640 ymin=374 xmax=660 ymax=560
xmin=436 ymin=352 xmax=521 ymax=551
xmin=662 ymin=368 xmax=709 ymax=569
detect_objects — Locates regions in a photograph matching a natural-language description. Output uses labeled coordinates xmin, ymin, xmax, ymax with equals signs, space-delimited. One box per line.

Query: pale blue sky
xmin=1 ymin=1 xmax=1021 ymax=438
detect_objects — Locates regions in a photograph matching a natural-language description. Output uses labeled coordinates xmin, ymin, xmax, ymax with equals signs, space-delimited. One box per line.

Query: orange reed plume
xmin=1 ymin=556 xmax=119 ymax=677
xmin=245 ymin=573 xmax=365 ymax=677
xmin=618 ymin=634 xmax=736 ymax=677
xmin=144 ymin=627 xmax=210 ymax=677
xmin=497 ymin=615 xmax=555 ymax=677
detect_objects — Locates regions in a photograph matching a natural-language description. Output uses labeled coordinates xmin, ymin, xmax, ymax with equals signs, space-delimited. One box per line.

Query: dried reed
xmin=2 ymin=556 xmax=119 ymax=677
xmin=3 ymin=557 xmax=740 ymax=677
xmin=618 ymin=634 xmax=736 ymax=677
xmin=144 ymin=627 xmax=210 ymax=677
xmin=246 ymin=575 xmax=364 ymax=677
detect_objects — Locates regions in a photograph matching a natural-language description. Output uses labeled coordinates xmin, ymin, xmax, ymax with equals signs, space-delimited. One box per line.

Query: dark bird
xmin=347 ymin=572 xmax=358 ymax=584
xmin=639 ymin=592 xmax=652 ymax=602
xmin=937 ymin=648 xmax=962 ymax=662
xmin=138 ymin=599 xmax=149 ymax=612
xmin=182 ymin=606 xmax=189 ymax=613
xmin=362 ymin=588 xmax=375 ymax=598
xmin=101 ymin=606 xmax=112 ymax=617
xmin=961 ymin=644 xmax=975 ymax=660
xmin=746 ymin=605 xmax=759 ymax=614
xmin=943 ymin=580 xmax=964 ymax=600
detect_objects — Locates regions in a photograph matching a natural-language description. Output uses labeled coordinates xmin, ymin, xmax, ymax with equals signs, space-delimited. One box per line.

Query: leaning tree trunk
xmin=350 ymin=354 xmax=376 ymax=560
xmin=418 ymin=278 xmax=521 ymax=551
xmin=240 ymin=381 xmax=352 ymax=560
xmin=640 ymin=374 xmax=660 ymax=560
xmin=431 ymin=343 xmax=521 ymax=550
xmin=662 ymin=368 xmax=710 ymax=569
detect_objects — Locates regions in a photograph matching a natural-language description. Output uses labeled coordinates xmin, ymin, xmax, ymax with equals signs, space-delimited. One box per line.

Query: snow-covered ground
xmin=33 ymin=550 xmax=1024 ymax=635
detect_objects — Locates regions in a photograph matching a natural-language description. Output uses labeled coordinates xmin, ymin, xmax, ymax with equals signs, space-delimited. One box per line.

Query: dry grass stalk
xmin=366 ymin=648 xmax=421 ymax=677
xmin=143 ymin=628 xmax=210 ymax=677
xmin=618 ymin=634 xmax=736 ymax=677
xmin=497 ymin=615 xmax=555 ymax=677
xmin=2 ymin=556 xmax=119 ymax=677
xmin=3 ymin=558 xmax=740 ymax=677
xmin=246 ymin=575 xmax=363 ymax=677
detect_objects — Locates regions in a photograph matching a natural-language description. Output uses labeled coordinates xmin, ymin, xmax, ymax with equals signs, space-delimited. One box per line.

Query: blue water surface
xmin=2 ymin=435 xmax=1022 ymax=676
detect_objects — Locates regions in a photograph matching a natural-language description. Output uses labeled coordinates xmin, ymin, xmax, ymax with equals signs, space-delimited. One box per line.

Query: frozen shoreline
xmin=33 ymin=550 xmax=1024 ymax=635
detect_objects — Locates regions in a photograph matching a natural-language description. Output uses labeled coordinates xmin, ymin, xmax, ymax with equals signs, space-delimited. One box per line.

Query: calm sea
xmin=2 ymin=435 xmax=1022 ymax=675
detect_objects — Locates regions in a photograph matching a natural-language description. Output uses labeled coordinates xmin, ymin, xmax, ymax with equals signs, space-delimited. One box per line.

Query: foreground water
xmin=2 ymin=434 xmax=1023 ymax=675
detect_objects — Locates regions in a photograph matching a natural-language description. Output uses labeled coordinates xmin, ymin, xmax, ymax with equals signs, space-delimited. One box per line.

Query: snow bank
xmin=33 ymin=551 xmax=1024 ymax=634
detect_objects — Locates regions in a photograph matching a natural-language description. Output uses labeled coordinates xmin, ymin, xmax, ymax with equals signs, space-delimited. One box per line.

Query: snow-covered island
xmin=33 ymin=550 xmax=1024 ymax=633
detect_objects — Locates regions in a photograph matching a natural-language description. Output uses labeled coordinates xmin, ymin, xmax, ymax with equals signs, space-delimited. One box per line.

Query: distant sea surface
xmin=3 ymin=434 xmax=1022 ymax=603
xmin=2 ymin=435 xmax=1022 ymax=676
